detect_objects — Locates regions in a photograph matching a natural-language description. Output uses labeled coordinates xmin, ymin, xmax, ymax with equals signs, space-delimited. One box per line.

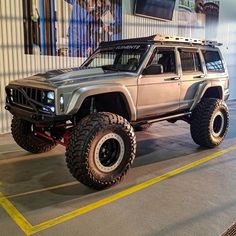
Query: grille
xmin=7 ymin=87 xmax=45 ymax=109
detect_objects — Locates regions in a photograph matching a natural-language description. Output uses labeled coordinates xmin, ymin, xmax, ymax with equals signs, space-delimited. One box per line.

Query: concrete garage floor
xmin=0 ymin=102 xmax=236 ymax=236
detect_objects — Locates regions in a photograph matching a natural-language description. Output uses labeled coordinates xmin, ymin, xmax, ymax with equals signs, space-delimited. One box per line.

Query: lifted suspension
xmin=34 ymin=124 xmax=73 ymax=147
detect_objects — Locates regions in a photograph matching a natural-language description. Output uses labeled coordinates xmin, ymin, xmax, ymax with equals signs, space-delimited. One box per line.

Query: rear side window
xmin=180 ymin=51 xmax=202 ymax=72
xmin=202 ymin=50 xmax=225 ymax=72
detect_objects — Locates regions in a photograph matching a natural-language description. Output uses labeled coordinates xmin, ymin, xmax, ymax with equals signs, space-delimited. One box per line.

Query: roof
xmin=100 ymin=34 xmax=222 ymax=48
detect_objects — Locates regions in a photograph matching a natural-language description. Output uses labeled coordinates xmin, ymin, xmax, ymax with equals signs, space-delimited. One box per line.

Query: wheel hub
xmin=211 ymin=111 xmax=225 ymax=137
xmin=94 ymin=133 xmax=125 ymax=173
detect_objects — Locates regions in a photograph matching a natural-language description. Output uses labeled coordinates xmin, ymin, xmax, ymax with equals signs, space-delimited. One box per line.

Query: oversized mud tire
xmin=66 ymin=112 xmax=136 ymax=190
xmin=190 ymin=98 xmax=229 ymax=148
xmin=11 ymin=117 xmax=56 ymax=154
xmin=134 ymin=123 xmax=152 ymax=132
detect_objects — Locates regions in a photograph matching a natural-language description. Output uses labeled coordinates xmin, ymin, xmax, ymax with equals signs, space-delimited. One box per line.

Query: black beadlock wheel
xmin=65 ymin=112 xmax=136 ymax=190
xmin=11 ymin=117 xmax=56 ymax=154
xmin=190 ymin=98 xmax=229 ymax=148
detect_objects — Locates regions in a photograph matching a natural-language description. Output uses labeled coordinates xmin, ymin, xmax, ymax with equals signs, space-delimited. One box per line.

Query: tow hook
xmin=5 ymin=105 xmax=10 ymax=111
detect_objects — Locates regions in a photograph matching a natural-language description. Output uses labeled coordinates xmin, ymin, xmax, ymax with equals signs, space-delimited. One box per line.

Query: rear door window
xmin=180 ymin=51 xmax=202 ymax=73
xmin=202 ymin=50 xmax=225 ymax=72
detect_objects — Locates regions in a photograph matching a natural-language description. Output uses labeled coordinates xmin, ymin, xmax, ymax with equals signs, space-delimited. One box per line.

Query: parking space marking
xmin=0 ymin=192 xmax=33 ymax=235
xmin=1 ymin=144 xmax=236 ymax=235
xmin=6 ymin=181 xmax=79 ymax=200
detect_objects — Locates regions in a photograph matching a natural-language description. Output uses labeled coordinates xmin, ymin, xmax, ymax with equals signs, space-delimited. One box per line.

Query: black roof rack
xmin=100 ymin=34 xmax=222 ymax=48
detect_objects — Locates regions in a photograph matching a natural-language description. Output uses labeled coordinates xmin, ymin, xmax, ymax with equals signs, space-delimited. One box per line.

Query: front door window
xmin=147 ymin=49 xmax=177 ymax=74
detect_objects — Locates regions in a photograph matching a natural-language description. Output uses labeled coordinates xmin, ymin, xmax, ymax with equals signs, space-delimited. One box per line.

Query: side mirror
xmin=143 ymin=64 xmax=164 ymax=75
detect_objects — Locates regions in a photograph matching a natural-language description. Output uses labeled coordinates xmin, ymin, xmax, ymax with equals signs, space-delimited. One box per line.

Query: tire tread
xmin=190 ymin=98 xmax=229 ymax=148
xmin=66 ymin=112 xmax=136 ymax=190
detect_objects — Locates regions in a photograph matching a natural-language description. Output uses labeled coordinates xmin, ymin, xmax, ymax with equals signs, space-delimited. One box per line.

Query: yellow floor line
xmin=29 ymin=145 xmax=236 ymax=235
xmin=1 ymin=144 xmax=236 ymax=235
xmin=0 ymin=192 xmax=33 ymax=236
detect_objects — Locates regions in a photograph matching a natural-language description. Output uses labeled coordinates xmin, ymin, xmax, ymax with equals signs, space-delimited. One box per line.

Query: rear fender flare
xmin=190 ymin=81 xmax=223 ymax=111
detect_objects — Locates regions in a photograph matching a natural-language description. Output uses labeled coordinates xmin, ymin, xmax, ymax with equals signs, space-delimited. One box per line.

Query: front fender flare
xmin=66 ymin=84 xmax=137 ymax=121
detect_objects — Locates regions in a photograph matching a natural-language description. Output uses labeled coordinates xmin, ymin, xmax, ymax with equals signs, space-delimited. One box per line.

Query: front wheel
xmin=66 ymin=112 xmax=136 ymax=190
xmin=190 ymin=98 xmax=229 ymax=148
xmin=11 ymin=117 xmax=56 ymax=153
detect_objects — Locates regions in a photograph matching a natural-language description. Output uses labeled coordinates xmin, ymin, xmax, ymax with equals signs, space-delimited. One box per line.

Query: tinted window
xmin=202 ymin=50 xmax=224 ymax=72
xmin=180 ymin=51 xmax=202 ymax=72
xmin=148 ymin=50 xmax=176 ymax=74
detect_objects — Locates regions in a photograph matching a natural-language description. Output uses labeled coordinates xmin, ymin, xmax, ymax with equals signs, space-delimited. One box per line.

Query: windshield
xmin=82 ymin=45 xmax=149 ymax=73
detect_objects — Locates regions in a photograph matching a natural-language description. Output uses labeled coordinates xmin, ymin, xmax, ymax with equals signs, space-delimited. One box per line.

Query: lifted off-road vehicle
xmin=5 ymin=35 xmax=230 ymax=189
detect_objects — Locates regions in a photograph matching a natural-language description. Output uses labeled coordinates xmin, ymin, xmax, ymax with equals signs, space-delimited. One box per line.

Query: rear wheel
xmin=66 ymin=112 xmax=136 ymax=190
xmin=190 ymin=98 xmax=229 ymax=148
xmin=11 ymin=117 xmax=56 ymax=154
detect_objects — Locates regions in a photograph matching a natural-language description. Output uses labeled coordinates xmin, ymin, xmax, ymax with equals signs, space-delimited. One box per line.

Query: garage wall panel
xmin=0 ymin=0 xmax=85 ymax=134
xmin=0 ymin=0 xmax=235 ymax=134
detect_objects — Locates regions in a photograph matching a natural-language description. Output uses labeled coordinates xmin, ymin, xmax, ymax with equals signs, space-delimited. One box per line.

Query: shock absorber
xmin=90 ymin=97 xmax=97 ymax=114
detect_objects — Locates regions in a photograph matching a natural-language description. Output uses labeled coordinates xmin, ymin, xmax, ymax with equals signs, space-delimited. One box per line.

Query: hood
xmin=11 ymin=67 xmax=136 ymax=88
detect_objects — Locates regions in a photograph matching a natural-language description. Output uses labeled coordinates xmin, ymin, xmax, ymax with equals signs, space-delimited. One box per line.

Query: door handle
xmin=164 ymin=77 xmax=180 ymax=81
xmin=193 ymin=75 xmax=205 ymax=79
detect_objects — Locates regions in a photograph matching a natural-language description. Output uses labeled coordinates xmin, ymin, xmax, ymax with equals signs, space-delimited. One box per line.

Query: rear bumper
xmin=224 ymin=89 xmax=230 ymax=101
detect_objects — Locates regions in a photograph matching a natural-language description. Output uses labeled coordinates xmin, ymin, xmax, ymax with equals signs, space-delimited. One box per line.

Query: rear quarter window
xmin=202 ymin=50 xmax=225 ymax=73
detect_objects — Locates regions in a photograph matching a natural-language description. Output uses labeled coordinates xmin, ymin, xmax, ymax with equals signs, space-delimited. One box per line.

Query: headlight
xmin=43 ymin=106 xmax=55 ymax=113
xmin=47 ymin=92 xmax=54 ymax=100
xmin=46 ymin=91 xmax=55 ymax=105
xmin=9 ymin=89 xmax=13 ymax=101
xmin=49 ymin=107 xmax=55 ymax=112
xmin=42 ymin=91 xmax=55 ymax=113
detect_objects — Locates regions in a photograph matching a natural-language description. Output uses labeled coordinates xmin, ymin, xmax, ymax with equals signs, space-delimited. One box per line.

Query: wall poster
xmin=22 ymin=0 xmax=122 ymax=57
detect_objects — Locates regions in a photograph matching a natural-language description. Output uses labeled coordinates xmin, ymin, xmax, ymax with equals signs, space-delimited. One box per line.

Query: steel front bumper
xmin=5 ymin=85 xmax=71 ymax=124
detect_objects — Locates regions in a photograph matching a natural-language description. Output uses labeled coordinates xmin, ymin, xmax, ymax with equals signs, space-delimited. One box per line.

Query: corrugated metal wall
xmin=0 ymin=0 xmax=235 ymax=134
xmin=0 ymin=0 xmax=88 ymax=133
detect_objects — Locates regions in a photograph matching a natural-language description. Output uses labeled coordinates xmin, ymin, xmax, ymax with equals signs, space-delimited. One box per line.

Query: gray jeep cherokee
xmin=5 ymin=35 xmax=230 ymax=189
